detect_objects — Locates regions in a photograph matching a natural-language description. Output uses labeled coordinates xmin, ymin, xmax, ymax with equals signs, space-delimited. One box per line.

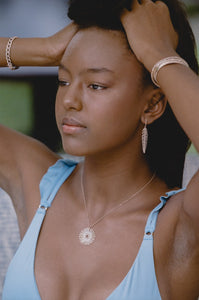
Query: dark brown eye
xmin=58 ymin=80 xmax=70 ymax=87
xmin=89 ymin=84 xmax=106 ymax=90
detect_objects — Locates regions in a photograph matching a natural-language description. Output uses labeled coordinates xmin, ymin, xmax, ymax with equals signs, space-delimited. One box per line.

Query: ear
xmin=141 ymin=89 xmax=167 ymax=125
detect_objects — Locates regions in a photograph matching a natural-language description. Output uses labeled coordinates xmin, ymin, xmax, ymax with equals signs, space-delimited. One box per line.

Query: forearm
xmin=156 ymin=62 xmax=199 ymax=152
xmin=121 ymin=0 xmax=199 ymax=151
xmin=0 ymin=37 xmax=55 ymax=68
xmin=0 ymin=23 xmax=78 ymax=68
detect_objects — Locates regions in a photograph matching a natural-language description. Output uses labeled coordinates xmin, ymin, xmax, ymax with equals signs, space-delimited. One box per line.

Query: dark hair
xmin=68 ymin=0 xmax=199 ymax=188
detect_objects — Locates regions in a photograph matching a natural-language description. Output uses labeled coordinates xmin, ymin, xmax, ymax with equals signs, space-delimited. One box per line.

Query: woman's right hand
xmin=45 ymin=22 xmax=78 ymax=66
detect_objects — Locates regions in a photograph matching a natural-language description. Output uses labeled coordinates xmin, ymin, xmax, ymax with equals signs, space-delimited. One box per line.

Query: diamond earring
xmin=142 ymin=119 xmax=148 ymax=154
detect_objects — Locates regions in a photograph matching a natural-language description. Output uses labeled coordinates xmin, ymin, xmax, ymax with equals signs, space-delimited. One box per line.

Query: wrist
xmin=141 ymin=47 xmax=178 ymax=72
xmin=11 ymin=37 xmax=56 ymax=67
xmin=43 ymin=37 xmax=62 ymax=66
xmin=151 ymin=56 xmax=189 ymax=87
xmin=30 ymin=37 xmax=56 ymax=66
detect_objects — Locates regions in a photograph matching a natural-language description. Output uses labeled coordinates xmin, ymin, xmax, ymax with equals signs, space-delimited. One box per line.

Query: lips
xmin=62 ymin=117 xmax=86 ymax=127
xmin=61 ymin=117 xmax=86 ymax=134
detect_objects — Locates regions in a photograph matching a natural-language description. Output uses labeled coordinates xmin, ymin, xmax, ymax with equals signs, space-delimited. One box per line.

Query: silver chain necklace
xmin=79 ymin=168 xmax=156 ymax=246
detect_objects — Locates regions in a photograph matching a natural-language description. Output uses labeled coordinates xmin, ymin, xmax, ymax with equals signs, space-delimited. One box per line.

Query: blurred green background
xmin=0 ymin=81 xmax=33 ymax=134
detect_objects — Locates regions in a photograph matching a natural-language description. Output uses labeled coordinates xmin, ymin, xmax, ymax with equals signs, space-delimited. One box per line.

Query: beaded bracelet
xmin=6 ymin=36 xmax=19 ymax=70
xmin=151 ymin=56 xmax=189 ymax=87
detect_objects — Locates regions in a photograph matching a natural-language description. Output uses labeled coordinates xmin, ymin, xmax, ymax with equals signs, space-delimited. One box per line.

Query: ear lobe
xmin=141 ymin=91 xmax=167 ymax=125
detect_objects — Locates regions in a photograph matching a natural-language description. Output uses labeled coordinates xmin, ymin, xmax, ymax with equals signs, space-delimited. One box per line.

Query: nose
xmin=62 ymin=83 xmax=83 ymax=111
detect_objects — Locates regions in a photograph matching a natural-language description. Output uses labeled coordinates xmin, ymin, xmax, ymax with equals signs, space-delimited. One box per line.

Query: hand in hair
xmin=46 ymin=22 xmax=78 ymax=66
xmin=0 ymin=22 xmax=78 ymax=67
xmin=121 ymin=0 xmax=178 ymax=72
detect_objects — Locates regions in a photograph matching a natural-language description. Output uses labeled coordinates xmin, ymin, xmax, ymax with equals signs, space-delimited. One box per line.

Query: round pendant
xmin=79 ymin=227 xmax=96 ymax=245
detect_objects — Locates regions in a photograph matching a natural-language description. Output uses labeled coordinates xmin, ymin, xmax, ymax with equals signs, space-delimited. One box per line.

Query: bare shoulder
xmin=155 ymin=189 xmax=185 ymax=251
xmin=0 ymin=124 xmax=59 ymax=185
xmin=156 ymin=188 xmax=198 ymax=257
xmin=16 ymin=136 xmax=60 ymax=231
xmin=173 ymin=171 xmax=199 ymax=265
xmin=155 ymin=188 xmax=199 ymax=299
xmin=182 ymin=170 xmax=199 ymax=235
xmin=0 ymin=125 xmax=60 ymax=231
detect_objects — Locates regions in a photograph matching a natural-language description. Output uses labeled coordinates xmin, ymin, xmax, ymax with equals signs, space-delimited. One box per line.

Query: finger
xmin=156 ymin=1 xmax=171 ymax=16
xmin=131 ymin=0 xmax=141 ymax=9
xmin=156 ymin=1 xmax=169 ymax=8
xmin=121 ymin=8 xmax=129 ymax=20
xmin=138 ymin=0 xmax=152 ymax=4
xmin=138 ymin=0 xmax=150 ymax=3
xmin=121 ymin=0 xmax=140 ymax=22
xmin=139 ymin=0 xmax=157 ymax=5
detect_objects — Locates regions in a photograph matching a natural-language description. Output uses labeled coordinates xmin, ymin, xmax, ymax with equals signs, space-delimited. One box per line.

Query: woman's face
xmin=56 ymin=27 xmax=148 ymax=156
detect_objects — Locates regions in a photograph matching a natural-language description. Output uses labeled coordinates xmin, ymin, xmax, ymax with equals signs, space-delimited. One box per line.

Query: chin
xmin=61 ymin=140 xmax=86 ymax=158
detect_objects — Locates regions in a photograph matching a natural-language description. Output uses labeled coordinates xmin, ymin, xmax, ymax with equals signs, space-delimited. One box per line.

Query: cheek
xmin=91 ymin=91 xmax=142 ymax=143
xmin=55 ymin=92 xmax=62 ymax=129
xmin=106 ymin=108 xmax=139 ymax=142
xmin=105 ymin=88 xmax=142 ymax=126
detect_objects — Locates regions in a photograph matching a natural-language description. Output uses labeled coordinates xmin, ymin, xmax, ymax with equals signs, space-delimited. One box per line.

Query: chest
xmin=34 ymin=203 xmax=148 ymax=300
xmin=17 ymin=183 xmax=197 ymax=300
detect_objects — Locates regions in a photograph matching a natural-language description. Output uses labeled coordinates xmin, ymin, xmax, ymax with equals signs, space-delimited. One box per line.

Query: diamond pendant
xmin=79 ymin=227 xmax=96 ymax=245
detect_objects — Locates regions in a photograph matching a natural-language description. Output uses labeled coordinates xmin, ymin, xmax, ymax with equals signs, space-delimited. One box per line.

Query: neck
xmin=80 ymin=145 xmax=156 ymax=222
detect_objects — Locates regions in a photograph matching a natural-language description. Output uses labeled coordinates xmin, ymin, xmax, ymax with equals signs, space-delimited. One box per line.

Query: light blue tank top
xmin=2 ymin=159 xmax=184 ymax=300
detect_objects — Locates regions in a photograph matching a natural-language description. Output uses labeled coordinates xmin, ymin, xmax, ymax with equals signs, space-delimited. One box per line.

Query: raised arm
xmin=0 ymin=22 xmax=78 ymax=67
xmin=121 ymin=0 xmax=199 ymax=244
xmin=122 ymin=0 xmax=199 ymax=151
xmin=0 ymin=23 xmax=78 ymax=229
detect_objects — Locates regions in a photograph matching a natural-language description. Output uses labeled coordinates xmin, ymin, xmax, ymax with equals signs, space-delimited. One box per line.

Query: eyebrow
xmin=59 ymin=65 xmax=114 ymax=75
xmin=81 ymin=68 xmax=115 ymax=75
xmin=59 ymin=64 xmax=70 ymax=73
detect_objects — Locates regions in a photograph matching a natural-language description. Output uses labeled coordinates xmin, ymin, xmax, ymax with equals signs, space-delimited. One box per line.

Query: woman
xmin=1 ymin=0 xmax=199 ymax=299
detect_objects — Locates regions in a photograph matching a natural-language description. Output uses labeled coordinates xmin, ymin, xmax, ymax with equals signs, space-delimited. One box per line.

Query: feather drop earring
xmin=142 ymin=119 xmax=148 ymax=154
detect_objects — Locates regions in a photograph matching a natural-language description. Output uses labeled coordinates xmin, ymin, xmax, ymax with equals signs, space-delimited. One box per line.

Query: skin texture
xmin=0 ymin=0 xmax=199 ymax=299
xmin=56 ymin=29 xmax=154 ymax=157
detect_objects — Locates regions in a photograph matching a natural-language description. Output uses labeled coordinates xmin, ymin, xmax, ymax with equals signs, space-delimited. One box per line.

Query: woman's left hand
xmin=121 ymin=0 xmax=178 ymax=72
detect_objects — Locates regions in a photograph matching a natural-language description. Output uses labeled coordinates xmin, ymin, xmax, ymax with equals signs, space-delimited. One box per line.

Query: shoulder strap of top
xmin=144 ymin=188 xmax=185 ymax=235
xmin=39 ymin=159 xmax=77 ymax=209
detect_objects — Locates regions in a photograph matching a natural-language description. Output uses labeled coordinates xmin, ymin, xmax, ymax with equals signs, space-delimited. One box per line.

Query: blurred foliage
xmin=183 ymin=0 xmax=199 ymax=16
xmin=187 ymin=5 xmax=199 ymax=16
xmin=188 ymin=144 xmax=198 ymax=154
xmin=0 ymin=81 xmax=34 ymax=134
